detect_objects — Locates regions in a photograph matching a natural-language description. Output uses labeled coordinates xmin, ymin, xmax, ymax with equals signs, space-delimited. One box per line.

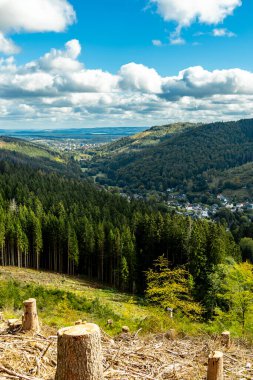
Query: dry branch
xmin=1 ymin=322 xmax=253 ymax=379
xmin=0 ymin=365 xmax=41 ymax=380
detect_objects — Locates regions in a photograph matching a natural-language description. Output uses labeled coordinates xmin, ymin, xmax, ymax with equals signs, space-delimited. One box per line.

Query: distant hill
xmin=82 ymin=119 xmax=253 ymax=201
xmin=0 ymin=136 xmax=80 ymax=176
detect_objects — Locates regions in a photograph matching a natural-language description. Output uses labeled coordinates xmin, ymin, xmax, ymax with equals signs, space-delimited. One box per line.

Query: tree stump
xmin=165 ymin=329 xmax=177 ymax=340
xmin=107 ymin=319 xmax=113 ymax=326
xmin=55 ymin=323 xmax=104 ymax=380
xmin=122 ymin=325 xmax=130 ymax=333
xmin=207 ymin=351 xmax=223 ymax=380
xmin=22 ymin=298 xmax=40 ymax=333
xmin=221 ymin=331 xmax=230 ymax=348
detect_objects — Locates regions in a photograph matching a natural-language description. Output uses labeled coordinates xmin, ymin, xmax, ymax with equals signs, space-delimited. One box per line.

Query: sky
xmin=0 ymin=0 xmax=252 ymax=128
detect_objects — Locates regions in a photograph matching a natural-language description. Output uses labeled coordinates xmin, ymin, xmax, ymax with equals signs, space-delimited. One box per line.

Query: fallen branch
xmin=0 ymin=365 xmax=41 ymax=380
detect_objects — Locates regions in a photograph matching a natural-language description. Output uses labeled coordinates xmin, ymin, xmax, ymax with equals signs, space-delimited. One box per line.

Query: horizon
xmin=0 ymin=126 xmax=148 ymax=131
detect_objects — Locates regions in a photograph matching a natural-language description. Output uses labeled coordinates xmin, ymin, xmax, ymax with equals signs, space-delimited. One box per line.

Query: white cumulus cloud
xmin=119 ymin=63 xmax=162 ymax=93
xmin=0 ymin=0 xmax=76 ymax=33
xmin=0 ymin=32 xmax=19 ymax=54
xmin=1 ymin=40 xmax=253 ymax=127
xmin=35 ymin=39 xmax=82 ymax=73
xmin=150 ymin=0 xmax=241 ymax=26
xmin=150 ymin=0 xmax=241 ymax=44
xmin=0 ymin=0 xmax=76 ymax=54
xmin=162 ymin=66 xmax=253 ymax=99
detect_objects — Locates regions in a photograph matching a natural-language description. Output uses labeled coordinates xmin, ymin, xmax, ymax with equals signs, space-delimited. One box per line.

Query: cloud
xmin=150 ymin=0 xmax=241 ymax=44
xmin=0 ymin=0 xmax=76 ymax=55
xmin=161 ymin=66 xmax=253 ymax=100
xmin=150 ymin=0 xmax=241 ymax=26
xmin=0 ymin=32 xmax=20 ymax=54
xmin=0 ymin=0 xmax=76 ymax=33
xmin=152 ymin=39 xmax=163 ymax=46
xmin=1 ymin=40 xmax=253 ymax=127
xmin=169 ymin=27 xmax=185 ymax=45
xmin=212 ymin=28 xmax=236 ymax=37
xmin=119 ymin=63 xmax=162 ymax=93
xmin=58 ymin=69 xmax=119 ymax=93
xmin=35 ymin=39 xmax=82 ymax=73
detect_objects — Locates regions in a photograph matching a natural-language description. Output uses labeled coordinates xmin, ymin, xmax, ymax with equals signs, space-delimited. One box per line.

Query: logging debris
xmin=0 ymin=322 xmax=253 ymax=379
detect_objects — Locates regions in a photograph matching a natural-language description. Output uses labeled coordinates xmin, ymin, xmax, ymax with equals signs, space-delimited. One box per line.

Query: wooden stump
xmin=55 ymin=323 xmax=103 ymax=380
xmin=107 ymin=319 xmax=113 ymax=327
xmin=122 ymin=325 xmax=130 ymax=333
xmin=207 ymin=351 xmax=223 ymax=380
xmin=165 ymin=329 xmax=177 ymax=340
xmin=22 ymin=298 xmax=40 ymax=333
xmin=221 ymin=331 xmax=230 ymax=348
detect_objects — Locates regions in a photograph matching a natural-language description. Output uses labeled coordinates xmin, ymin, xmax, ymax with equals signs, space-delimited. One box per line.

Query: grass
xmin=0 ymin=266 xmax=179 ymax=336
xmin=1 ymin=266 xmax=252 ymax=340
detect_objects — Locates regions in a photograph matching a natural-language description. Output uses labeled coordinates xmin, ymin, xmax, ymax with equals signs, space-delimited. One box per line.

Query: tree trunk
xmin=22 ymin=298 xmax=40 ymax=333
xmin=55 ymin=324 xmax=103 ymax=380
xmin=207 ymin=351 xmax=223 ymax=380
xmin=36 ymin=250 xmax=39 ymax=270
xmin=17 ymin=248 xmax=20 ymax=268
xmin=1 ymin=242 xmax=4 ymax=266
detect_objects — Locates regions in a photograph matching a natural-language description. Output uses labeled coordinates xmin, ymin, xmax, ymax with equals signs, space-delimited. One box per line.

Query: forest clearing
xmin=1 ymin=267 xmax=253 ymax=379
xmin=0 ymin=311 xmax=253 ymax=379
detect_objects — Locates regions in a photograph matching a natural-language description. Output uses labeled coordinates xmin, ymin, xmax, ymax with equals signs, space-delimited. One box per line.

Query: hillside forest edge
xmin=1 ymin=120 xmax=253 ymax=337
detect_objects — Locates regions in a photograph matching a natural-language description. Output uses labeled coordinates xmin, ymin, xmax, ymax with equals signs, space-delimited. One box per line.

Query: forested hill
xmin=83 ymin=119 xmax=253 ymax=199
xmin=0 ymin=136 xmax=80 ymax=175
xmin=91 ymin=122 xmax=199 ymax=155
xmin=0 ymin=136 xmax=241 ymax=316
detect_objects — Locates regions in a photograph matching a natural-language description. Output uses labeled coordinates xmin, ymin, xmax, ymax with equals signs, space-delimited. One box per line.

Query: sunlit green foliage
xmin=216 ymin=262 xmax=253 ymax=333
xmin=146 ymin=256 xmax=202 ymax=318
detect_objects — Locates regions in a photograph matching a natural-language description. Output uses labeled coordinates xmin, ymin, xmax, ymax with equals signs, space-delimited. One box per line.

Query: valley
xmin=0 ymin=121 xmax=253 ymax=379
xmin=1 ymin=1 xmax=253 ymax=378
xmin=81 ymin=119 xmax=253 ymax=204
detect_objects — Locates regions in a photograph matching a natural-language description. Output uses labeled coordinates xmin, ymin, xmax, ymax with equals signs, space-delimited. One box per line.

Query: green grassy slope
xmin=0 ymin=266 xmax=177 ymax=335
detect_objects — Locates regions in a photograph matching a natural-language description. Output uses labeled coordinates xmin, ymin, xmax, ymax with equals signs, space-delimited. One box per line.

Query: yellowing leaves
xmin=145 ymin=256 xmax=203 ymax=319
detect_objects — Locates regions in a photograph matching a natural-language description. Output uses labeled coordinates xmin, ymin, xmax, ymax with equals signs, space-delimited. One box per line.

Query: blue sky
xmin=0 ymin=0 xmax=252 ymax=128
xmin=13 ymin=0 xmax=253 ymax=74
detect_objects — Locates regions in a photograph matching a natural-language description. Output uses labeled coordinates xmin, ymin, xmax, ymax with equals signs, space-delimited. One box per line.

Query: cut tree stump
xmin=221 ymin=331 xmax=231 ymax=348
xmin=165 ymin=329 xmax=177 ymax=340
xmin=55 ymin=323 xmax=104 ymax=380
xmin=207 ymin=351 xmax=223 ymax=380
xmin=22 ymin=298 xmax=40 ymax=333
xmin=107 ymin=319 xmax=113 ymax=326
xmin=122 ymin=325 xmax=130 ymax=333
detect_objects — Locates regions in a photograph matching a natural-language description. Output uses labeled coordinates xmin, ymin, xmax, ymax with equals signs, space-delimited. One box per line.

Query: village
xmin=166 ymin=191 xmax=253 ymax=219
